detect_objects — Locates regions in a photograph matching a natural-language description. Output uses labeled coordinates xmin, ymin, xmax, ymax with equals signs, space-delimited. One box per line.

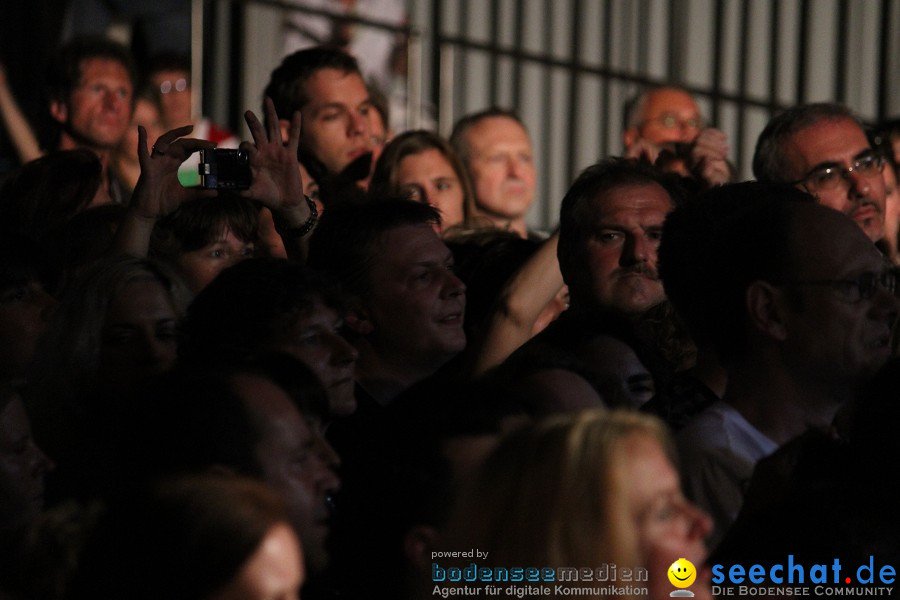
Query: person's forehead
xmin=78 ymin=57 xmax=131 ymax=82
xmin=785 ymin=117 xmax=871 ymax=172
xmin=467 ymin=116 xmax=531 ymax=151
xmin=586 ymin=182 xmax=673 ymax=221
xmin=235 ymin=375 xmax=306 ymax=427
xmin=397 ymin=149 xmax=455 ymax=178
xmin=643 ymin=88 xmax=700 ymax=118
xmin=302 ymin=68 xmax=368 ymax=106
xmin=149 ymin=68 xmax=188 ymax=83
xmin=372 ymin=223 xmax=448 ymax=264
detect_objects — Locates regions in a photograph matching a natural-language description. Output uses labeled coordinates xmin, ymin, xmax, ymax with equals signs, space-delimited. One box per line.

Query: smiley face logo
xmin=668 ymin=558 xmax=697 ymax=588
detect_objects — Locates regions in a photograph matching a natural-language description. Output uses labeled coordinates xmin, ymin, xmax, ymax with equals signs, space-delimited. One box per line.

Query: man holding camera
xmin=622 ymin=86 xmax=733 ymax=188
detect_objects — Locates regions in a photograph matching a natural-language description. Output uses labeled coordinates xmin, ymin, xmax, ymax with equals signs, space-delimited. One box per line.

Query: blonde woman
xmin=443 ymin=410 xmax=713 ymax=600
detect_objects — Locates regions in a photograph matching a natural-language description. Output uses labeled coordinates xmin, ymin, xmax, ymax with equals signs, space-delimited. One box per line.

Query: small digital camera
xmin=199 ymin=148 xmax=251 ymax=189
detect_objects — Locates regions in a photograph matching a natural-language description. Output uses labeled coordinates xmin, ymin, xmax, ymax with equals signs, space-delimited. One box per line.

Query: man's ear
xmin=403 ymin=525 xmax=440 ymax=570
xmin=278 ymin=118 xmax=292 ymax=144
xmin=746 ymin=280 xmax=789 ymax=341
xmin=50 ymin=100 xmax=68 ymax=124
xmin=623 ymin=126 xmax=638 ymax=150
xmin=344 ymin=311 xmax=374 ymax=335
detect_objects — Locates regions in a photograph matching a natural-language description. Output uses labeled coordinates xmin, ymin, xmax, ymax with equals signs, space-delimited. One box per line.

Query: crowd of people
xmin=1 ymin=31 xmax=900 ymax=600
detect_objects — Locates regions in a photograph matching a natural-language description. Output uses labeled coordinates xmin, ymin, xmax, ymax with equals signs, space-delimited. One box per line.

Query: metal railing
xmin=206 ymin=0 xmax=900 ymax=229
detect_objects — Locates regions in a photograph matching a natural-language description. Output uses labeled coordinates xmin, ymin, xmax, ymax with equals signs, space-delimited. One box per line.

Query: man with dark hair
xmin=263 ymin=46 xmax=374 ymax=184
xmin=557 ymin=157 xmax=680 ymax=319
xmin=450 ymin=108 xmax=536 ymax=238
xmin=308 ymin=198 xmax=466 ymax=405
xmin=181 ymin=258 xmax=358 ymax=418
xmin=664 ymin=182 xmax=900 ymax=548
xmin=752 ymin=102 xmax=886 ymax=242
xmin=46 ymin=36 xmax=136 ymax=204
xmin=125 ymin=355 xmax=340 ymax=579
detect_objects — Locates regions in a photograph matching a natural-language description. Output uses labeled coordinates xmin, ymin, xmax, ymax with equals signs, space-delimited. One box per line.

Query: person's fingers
xmin=244 ymin=108 xmax=266 ymax=145
xmin=286 ymin=110 xmax=302 ymax=157
xmin=137 ymin=125 xmax=149 ymax=164
xmin=264 ymin=97 xmax=282 ymax=143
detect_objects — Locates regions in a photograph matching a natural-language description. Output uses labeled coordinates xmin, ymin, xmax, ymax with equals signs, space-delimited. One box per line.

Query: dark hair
xmin=0 ymin=150 xmax=103 ymax=245
xmin=557 ymin=157 xmax=680 ymax=286
xmin=449 ymin=107 xmax=527 ymax=167
xmin=752 ymin=103 xmax=861 ymax=183
xmin=369 ymin=129 xmax=476 ymax=221
xmin=180 ymin=258 xmax=343 ymax=364
xmin=46 ymin=36 xmax=137 ymax=105
xmin=307 ymin=197 xmax=441 ymax=297
xmin=123 ymin=353 xmax=329 ymax=484
xmin=367 ymin=81 xmax=390 ymax=132
xmin=262 ymin=46 xmax=361 ymax=128
xmin=149 ymin=192 xmax=258 ymax=261
xmin=71 ymin=474 xmax=289 ymax=600
xmin=659 ymin=182 xmax=815 ymax=364
xmin=145 ymin=51 xmax=191 ymax=78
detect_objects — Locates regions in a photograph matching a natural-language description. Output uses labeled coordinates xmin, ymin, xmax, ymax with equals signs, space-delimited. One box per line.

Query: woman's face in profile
xmin=621 ymin=433 xmax=713 ymax=600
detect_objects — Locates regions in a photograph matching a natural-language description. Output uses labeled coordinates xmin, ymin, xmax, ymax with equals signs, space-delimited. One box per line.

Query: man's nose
xmin=846 ymin=168 xmax=872 ymax=197
xmin=622 ymin=234 xmax=650 ymax=265
xmin=348 ymin=110 xmax=369 ymax=136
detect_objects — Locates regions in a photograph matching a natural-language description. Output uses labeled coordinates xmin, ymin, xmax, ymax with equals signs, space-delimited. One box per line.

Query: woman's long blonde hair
xmin=447 ymin=409 xmax=674 ymax=593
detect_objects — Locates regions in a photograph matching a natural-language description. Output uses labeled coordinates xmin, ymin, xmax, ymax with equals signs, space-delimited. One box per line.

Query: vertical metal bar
xmin=439 ymin=45 xmax=455 ymax=137
xmin=877 ymin=0 xmax=891 ymax=121
xmin=431 ymin=0 xmax=443 ymax=129
xmin=489 ymin=0 xmax=500 ymax=107
xmin=541 ymin=1 xmax=554 ymax=226
xmin=455 ymin=0 xmax=468 ymax=118
xmin=797 ymin=0 xmax=810 ymax=105
xmin=566 ymin=0 xmax=583 ymax=185
xmin=666 ymin=0 xmax=678 ymax=79
xmin=834 ymin=0 xmax=850 ymax=104
xmin=767 ymin=0 xmax=780 ymax=114
xmin=600 ymin=0 xmax=613 ymax=157
xmin=407 ymin=33 xmax=423 ymax=130
xmin=637 ymin=0 xmax=649 ymax=73
xmin=512 ymin=0 xmax=524 ymax=109
xmin=191 ymin=0 xmax=204 ymax=123
xmin=735 ymin=0 xmax=751 ymax=179
xmin=710 ymin=0 xmax=725 ymax=127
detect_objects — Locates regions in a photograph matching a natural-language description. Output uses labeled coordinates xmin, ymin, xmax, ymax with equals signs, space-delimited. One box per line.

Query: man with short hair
xmin=623 ymin=86 xmax=732 ymax=187
xmin=264 ymin=46 xmax=375 ymax=186
xmin=308 ymin=198 xmax=466 ymax=405
xmin=127 ymin=355 xmax=341 ymax=577
xmin=753 ymin=102 xmax=887 ymax=243
xmin=557 ymin=157 xmax=679 ymax=319
xmin=46 ymin=36 xmax=136 ymax=204
xmin=450 ymin=108 xmax=536 ymax=238
xmin=664 ymin=183 xmax=900 ymax=547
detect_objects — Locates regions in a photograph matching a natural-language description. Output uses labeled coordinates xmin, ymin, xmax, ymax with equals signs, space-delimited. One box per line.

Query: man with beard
xmin=556 ymin=157 xmax=679 ymax=319
xmin=753 ymin=103 xmax=887 ymax=243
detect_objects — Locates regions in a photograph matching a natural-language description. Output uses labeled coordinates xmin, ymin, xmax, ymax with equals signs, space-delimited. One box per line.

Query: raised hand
xmin=131 ymin=124 xmax=217 ymax=220
xmin=689 ymin=127 xmax=732 ymax=187
xmin=240 ymin=97 xmax=305 ymax=216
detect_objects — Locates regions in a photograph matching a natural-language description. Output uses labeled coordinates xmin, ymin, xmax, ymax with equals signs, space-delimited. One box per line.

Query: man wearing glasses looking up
xmin=753 ymin=103 xmax=886 ymax=243
xmin=623 ymin=86 xmax=733 ymax=188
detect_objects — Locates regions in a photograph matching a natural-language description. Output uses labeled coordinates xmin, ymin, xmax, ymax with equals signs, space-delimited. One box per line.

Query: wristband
xmin=280 ymin=195 xmax=318 ymax=238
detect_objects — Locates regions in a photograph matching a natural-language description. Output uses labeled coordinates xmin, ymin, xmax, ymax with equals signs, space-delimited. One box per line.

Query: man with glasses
xmin=753 ymin=102 xmax=886 ymax=243
xmin=665 ymin=183 xmax=900 ymax=548
xmin=623 ymin=86 xmax=733 ymax=188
